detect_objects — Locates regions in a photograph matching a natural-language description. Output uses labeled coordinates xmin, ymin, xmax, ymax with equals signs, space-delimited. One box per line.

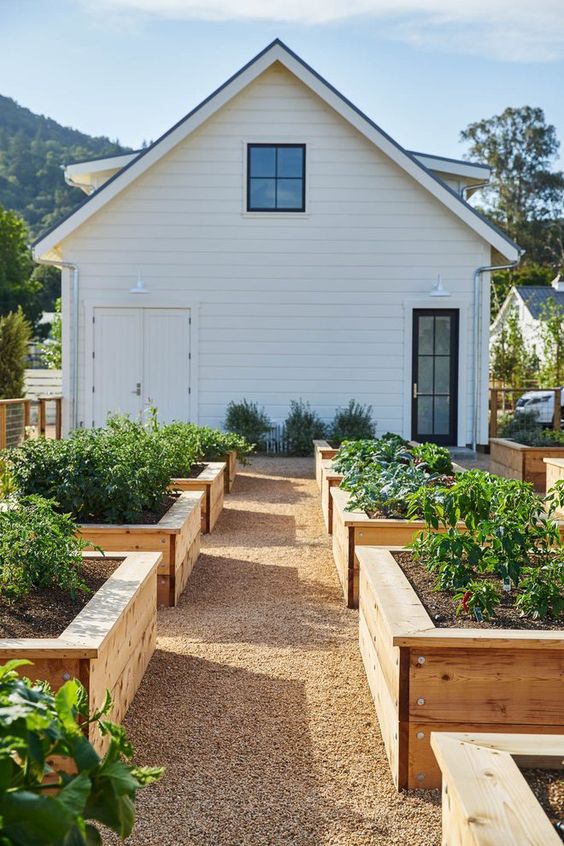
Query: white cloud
xmin=78 ymin=0 xmax=564 ymax=61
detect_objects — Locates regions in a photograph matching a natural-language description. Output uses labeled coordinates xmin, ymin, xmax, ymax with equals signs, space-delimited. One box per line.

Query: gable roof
xmin=33 ymin=39 xmax=521 ymax=263
xmin=516 ymin=285 xmax=564 ymax=319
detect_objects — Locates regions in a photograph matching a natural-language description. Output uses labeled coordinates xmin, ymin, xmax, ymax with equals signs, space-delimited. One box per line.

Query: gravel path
xmin=120 ymin=457 xmax=441 ymax=846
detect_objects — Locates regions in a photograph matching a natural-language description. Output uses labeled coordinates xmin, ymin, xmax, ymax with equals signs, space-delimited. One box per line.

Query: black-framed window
xmin=247 ymin=144 xmax=305 ymax=212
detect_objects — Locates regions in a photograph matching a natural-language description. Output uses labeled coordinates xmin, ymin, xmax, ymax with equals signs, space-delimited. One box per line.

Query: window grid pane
xmin=248 ymin=144 xmax=305 ymax=211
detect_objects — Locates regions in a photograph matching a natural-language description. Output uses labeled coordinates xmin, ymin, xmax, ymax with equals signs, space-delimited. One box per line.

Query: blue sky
xmin=1 ymin=0 xmax=563 ymax=162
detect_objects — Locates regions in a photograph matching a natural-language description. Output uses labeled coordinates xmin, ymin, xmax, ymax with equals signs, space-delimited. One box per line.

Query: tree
xmin=538 ymin=298 xmax=564 ymax=385
xmin=490 ymin=307 xmax=537 ymax=388
xmin=0 ymin=308 xmax=31 ymax=398
xmin=0 ymin=204 xmax=37 ymax=323
xmin=461 ymin=106 xmax=564 ymax=252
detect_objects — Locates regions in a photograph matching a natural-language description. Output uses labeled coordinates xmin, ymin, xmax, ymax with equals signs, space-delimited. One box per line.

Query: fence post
xmin=0 ymin=403 xmax=6 ymax=450
xmin=55 ymin=398 xmax=62 ymax=440
xmin=554 ymin=388 xmax=562 ymax=431
xmin=489 ymin=389 xmax=498 ymax=439
xmin=38 ymin=398 xmax=46 ymax=437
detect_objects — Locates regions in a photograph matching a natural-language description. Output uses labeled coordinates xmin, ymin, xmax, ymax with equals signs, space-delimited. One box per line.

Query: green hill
xmin=0 ymin=94 xmax=132 ymax=238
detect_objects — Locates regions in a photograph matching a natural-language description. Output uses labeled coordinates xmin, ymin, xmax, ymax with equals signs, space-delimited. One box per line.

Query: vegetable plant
xmin=0 ymin=659 xmax=163 ymax=845
xmin=408 ymin=472 xmax=564 ymax=621
xmin=0 ymin=495 xmax=89 ymax=599
xmin=330 ymin=400 xmax=375 ymax=444
xmin=411 ymin=442 xmax=453 ymax=475
xmin=333 ymin=433 xmax=410 ymax=475
xmin=6 ymin=416 xmax=174 ymax=523
xmin=283 ymin=400 xmax=326 ymax=456
xmin=345 ymin=462 xmax=444 ymax=519
xmin=224 ymin=400 xmax=271 ymax=452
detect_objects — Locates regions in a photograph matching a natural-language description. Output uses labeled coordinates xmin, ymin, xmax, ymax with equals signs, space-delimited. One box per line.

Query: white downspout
xmin=472 ymin=258 xmax=521 ymax=451
xmin=32 ymin=257 xmax=80 ymax=431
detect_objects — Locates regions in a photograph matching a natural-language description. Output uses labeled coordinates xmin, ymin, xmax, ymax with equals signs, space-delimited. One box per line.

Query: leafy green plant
xmin=6 ymin=416 xmax=174 ymax=523
xmin=498 ymin=409 xmax=564 ymax=446
xmin=39 ymin=297 xmax=62 ymax=369
xmin=283 ymin=400 xmax=326 ymax=456
xmin=345 ymin=462 xmax=441 ymax=519
xmin=516 ymin=560 xmax=564 ymax=620
xmin=411 ymin=443 xmax=453 ymax=475
xmin=0 ymin=495 xmax=89 ymax=599
xmin=0 ymin=659 xmax=163 ymax=845
xmin=329 ymin=400 xmax=375 ymax=444
xmin=333 ymin=434 xmax=410 ymax=476
xmin=224 ymin=400 xmax=271 ymax=452
xmin=178 ymin=424 xmax=254 ymax=464
xmin=409 ymin=471 xmax=564 ymax=621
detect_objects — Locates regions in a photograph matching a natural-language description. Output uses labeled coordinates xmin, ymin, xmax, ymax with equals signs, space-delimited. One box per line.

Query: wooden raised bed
xmin=77 ymin=492 xmax=203 ymax=607
xmin=222 ymin=450 xmax=237 ymax=493
xmin=0 ymin=551 xmax=160 ymax=749
xmin=490 ymin=437 xmax=564 ymax=492
xmin=330 ymin=487 xmax=461 ymax=608
xmin=545 ymin=457 xmax=564 ymax=518
xmin=171 ymin=461 xmax=225 ymax=534
xmin=432 ymin=732 xmax=564 ymax=846
xmin=357 ymin=545 xmax=563 ymax=790
xmin=314 ymin=440 xmax=338 ymax=489
xmin=320 ymin=460 xmax=344 ymax=534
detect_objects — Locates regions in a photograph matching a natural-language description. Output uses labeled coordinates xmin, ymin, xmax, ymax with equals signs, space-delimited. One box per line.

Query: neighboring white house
xmin=490 ymin=276 xmax=564 ymax=358
xmin=33 ymin=40 xmax=520 ymax=449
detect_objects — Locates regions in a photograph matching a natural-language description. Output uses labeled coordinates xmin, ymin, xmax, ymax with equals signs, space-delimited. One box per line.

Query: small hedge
xmin=284 ymin=400 xmax=326 ymax=456
xmin=224 ymin=400 xmax=271 ymax=451
xmin=330 ymin=400 xmax=375 ymax=443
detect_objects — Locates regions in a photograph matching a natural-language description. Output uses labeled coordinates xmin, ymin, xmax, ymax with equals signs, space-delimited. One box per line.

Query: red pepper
xmin=461 ymin=591 xmax=471 ymax=613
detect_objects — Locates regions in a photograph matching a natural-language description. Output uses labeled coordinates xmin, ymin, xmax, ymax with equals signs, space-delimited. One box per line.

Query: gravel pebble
xmin=112 ymin=457 xmax=441 ymax=846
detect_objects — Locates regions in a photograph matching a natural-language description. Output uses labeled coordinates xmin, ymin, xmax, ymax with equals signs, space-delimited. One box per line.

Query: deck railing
xmin=0 ymin=398 xmax=31 ymax=449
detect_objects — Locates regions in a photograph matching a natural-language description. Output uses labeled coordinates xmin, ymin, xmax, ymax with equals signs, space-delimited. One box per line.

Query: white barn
xmin=33 ymin=40 xmax=520 ymax=449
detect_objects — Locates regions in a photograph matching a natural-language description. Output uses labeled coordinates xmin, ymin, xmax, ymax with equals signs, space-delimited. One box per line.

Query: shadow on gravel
xmin=160 ymin=554 xmax=347 ymax=651
xmin=119 ymin=651 xmax=378 ymax=846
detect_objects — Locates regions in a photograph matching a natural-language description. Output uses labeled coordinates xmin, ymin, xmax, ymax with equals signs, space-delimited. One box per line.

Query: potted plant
xmin=0 ymin=495 xmax=161 ymax=728
xmin=357 ymin=471 xmax=564 ymax=789
xmin=4 ymin=417 xmax=202 ymax=607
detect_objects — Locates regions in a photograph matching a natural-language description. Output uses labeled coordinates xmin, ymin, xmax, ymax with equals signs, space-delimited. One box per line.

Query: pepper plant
xmin=407 ymin=471 xmax=564 ymax=620
xmin=0 ymin=660 xmax=163 ymax=845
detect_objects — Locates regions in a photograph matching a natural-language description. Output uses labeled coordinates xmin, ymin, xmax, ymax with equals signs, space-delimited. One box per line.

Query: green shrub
xmin=0 ymin=495 xmax=88 ymax=599
xmin=0 ymin=308 xmax=31 ymax=398
xmin=498 ymin=409 xmax=564 ymax=445
xmin=283 ymin=399 xmax=326 ymax=456
xmin=330 ymin=400 xmax=375 ymax=444
xmin=150 ymin=421 xmax=203 ymax=478
xmin=0 ymin=660 xmax=162 ymax=845
xmin=184 ymin=424 xmax=254 ymax=464
xmin=6 ymin=416 xmax=173 ymax=523
xmin=408 ymin=472 xmax=564 ymax=620
xmin=224 ymin=399 xmax=271 ymax=451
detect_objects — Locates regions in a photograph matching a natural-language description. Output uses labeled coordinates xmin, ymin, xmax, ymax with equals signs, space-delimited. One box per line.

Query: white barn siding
xmin=60 ymin=63 xmax=491 ymax=444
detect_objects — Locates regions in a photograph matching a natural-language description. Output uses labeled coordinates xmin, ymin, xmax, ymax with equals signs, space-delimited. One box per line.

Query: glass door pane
xmin=412 ymin=310 xmax=458 ymax=445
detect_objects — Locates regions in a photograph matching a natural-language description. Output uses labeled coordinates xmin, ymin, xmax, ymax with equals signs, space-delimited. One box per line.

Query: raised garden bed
xmin=77 ymin=492 xmax=203 ymax=607
xmin=490 ymin=437 xmax=564 ymax=492
xmin=431 ymin=732 xmax=564 ymax=845
xmin=357 ymin=545 xmax=563 ymax=790
xmin=313 ymin=439 xmax=338 ymax=489
xmin=320 ymin=460 xmax=344 ymax=534
xmin=171 ymin=461 xmax=226 ymax=534
xmin=0 ymin=550 xmax=160 ymax=750
xmin=330 ymin=487 xmax=461 ymax=608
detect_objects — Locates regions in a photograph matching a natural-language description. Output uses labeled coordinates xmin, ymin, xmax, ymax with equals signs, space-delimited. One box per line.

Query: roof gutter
xmin=32 ymin=257 xmax=80 ymax=431
xmin=472 ymin=256 xmax=522 ymax=451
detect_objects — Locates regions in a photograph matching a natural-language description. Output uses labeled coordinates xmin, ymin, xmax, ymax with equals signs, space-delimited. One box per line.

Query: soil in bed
xmin=80 ymin=493 xmax=179 ymax=525
xmin=393 ymin=550 xmax=563 ymax=631
xmin=520 ymin=768 xmax=564 ymax=830
xmin=0 ymin=557 xmax=121 ymax=638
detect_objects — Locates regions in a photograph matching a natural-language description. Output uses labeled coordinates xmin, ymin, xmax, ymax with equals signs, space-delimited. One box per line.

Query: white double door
xmin=92 ymin=307 xmax=191 ymax=427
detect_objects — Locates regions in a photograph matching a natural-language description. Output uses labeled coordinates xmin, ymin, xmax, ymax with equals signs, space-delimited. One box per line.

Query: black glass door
xmin=412 ymin=310 xmax=459 ymax=445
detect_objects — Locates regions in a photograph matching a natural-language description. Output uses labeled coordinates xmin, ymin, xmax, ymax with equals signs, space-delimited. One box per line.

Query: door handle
xmin=132 ymin=382 xmax=141 ymax=396
xmin=413 ymin=383 xmax=418 ymax=400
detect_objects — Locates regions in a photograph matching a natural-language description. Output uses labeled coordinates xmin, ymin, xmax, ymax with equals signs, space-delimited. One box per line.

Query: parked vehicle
xmin=515 ymin=388 xmax=564 ymax=426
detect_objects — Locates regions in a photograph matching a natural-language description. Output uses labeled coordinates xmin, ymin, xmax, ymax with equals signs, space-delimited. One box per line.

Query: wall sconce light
xmin=430 ymin=274 xmax=450 ymax=297
xmin=130 ymin=271 xmax=148 ymax=294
